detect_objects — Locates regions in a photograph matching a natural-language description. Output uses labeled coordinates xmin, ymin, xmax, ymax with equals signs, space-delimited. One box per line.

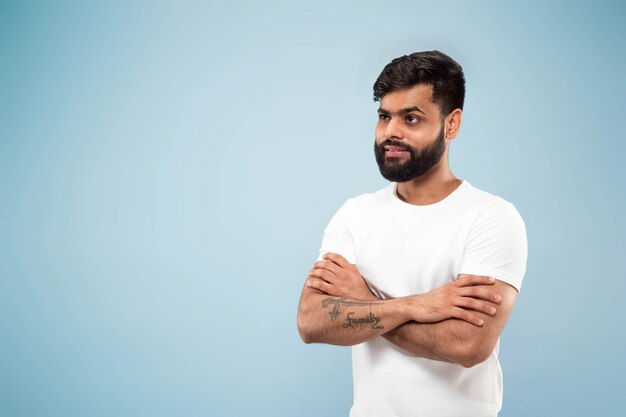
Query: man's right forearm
xmin=297 ymin=286 xmax=410 ymax=346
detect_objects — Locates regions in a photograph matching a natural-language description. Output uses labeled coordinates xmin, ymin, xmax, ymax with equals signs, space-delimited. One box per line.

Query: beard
xmin=374 ymin=123 xmax=446 ymax=182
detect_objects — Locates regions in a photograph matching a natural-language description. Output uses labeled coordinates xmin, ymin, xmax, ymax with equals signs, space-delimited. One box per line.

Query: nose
xmin=384 ymin=117 xmax=404 ymax=140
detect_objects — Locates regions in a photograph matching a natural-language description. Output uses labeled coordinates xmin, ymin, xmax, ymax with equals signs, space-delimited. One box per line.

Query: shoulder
xmin=336 ymin=183 xmax=394 ymax=214
xmin=458 ymin=182 xmax=528 ymax=292
xmin=348 ymin=183 xmax=394 ymax=204
xmin=462 ymin=181 xmax=525 ymax=224
xmin=463 ymin=180 xmax=513 ymax=208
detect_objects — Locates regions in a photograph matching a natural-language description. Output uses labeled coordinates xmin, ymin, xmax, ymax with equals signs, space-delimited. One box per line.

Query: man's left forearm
xmin=379 ymin=279 xmax=517 ymax=367
xmin=355 ymin=291 xmax=491 ymax=366
xmin=381 ymin=317 xmax=493 ymax=367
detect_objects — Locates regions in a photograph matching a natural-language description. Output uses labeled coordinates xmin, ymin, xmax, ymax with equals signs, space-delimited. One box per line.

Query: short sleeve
xmin=458 ymin=202 xmax=528 ymax=292
xmin=316 ymin=199 xmax=356 ymax=263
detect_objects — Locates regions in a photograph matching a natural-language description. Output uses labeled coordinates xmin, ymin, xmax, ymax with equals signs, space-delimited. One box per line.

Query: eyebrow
xmin=377 ymin=106 xmax=427 ymax=117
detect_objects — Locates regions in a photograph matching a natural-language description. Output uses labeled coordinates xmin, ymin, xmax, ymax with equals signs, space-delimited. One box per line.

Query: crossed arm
xmin=296 ymin=253 xmax=518 ymax=368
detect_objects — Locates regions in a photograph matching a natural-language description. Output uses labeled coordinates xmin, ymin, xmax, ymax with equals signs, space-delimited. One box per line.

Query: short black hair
xmin=373 ymin=50 xmax=466 ymax=118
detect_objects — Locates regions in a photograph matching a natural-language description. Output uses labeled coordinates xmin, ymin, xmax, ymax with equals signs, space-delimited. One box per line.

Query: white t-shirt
xmin=317 ymin=179 xmax=528 ymax=417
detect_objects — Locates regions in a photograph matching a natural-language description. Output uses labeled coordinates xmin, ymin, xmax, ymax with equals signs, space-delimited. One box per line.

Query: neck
xmin=395 ymin=161 xmax=461 ymax=206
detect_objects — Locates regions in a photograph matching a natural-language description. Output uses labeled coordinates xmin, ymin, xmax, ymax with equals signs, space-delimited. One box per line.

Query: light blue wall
xmin=1 ymin=1 xmax=624 ymax=416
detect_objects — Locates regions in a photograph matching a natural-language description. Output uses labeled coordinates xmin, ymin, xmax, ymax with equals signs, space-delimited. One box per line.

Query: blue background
xmin=1 ymin=1 xmax=624 ymax=416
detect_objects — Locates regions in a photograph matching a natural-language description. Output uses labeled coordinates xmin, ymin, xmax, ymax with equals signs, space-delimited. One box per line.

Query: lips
xmin=384 ymin=145 xmax=410 ymax=157
xmin=384 ymin=145 xmax=409 ymax=152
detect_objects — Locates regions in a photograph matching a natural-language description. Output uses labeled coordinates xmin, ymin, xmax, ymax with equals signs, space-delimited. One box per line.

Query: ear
xmin=444 ymin=109 xmax=463 ymax=140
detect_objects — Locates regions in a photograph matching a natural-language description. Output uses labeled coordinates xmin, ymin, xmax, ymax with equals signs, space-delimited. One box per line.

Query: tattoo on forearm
xmin=343 ymin=312 xmax=383 ymax=329
xmin=322 ymin=297 xmax=370 ymax=321
xmin=321 ymin=298 xmax=383 ymax=330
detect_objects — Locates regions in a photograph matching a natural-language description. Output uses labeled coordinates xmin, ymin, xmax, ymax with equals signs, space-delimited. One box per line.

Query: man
xmin=297 ymin=50 xmax=528 ymax=417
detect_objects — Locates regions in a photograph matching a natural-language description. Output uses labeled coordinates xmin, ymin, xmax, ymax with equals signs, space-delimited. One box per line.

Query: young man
xmin=297 ymin=51 xmax=528 ymax=417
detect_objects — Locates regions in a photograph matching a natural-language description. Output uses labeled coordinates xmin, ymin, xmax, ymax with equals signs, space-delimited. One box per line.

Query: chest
xmin=353 ymin=211 xmax=472 ymax=297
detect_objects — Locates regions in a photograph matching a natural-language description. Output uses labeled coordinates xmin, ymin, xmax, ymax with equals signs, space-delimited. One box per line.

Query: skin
xmin=296 ymin=84 xmax=519 ymax=367
xmin=301 ymin=253 xmax=517 ymax=366
xmin=375 ymin=83 xmax=463 ymax=204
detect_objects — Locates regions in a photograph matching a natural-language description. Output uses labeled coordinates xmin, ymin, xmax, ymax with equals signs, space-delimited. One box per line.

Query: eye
xmin=378 ymin=114 xmax=389 ymax=121
xmin=406 ymin=115 xmax=421 ymax=124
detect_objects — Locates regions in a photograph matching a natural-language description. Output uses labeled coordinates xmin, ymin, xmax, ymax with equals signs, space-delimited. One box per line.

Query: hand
xmin=403 ymin=274 xmax=502 ymax=327
xmin=306 ymin=253 xmax=378 ymax=300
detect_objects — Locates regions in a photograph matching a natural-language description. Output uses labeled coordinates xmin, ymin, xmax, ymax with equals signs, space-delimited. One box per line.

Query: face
xmin=374 ymin=84 xmax=447 ymax=182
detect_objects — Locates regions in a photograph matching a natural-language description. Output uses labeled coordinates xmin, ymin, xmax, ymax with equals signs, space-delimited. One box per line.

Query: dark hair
xmin=373 ymin=50 xmax=465 ymax=118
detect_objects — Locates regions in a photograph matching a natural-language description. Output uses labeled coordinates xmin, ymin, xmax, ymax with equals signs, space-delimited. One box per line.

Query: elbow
xmin=297 ymin=311 xmax=317 ymax=344
xmin=458 ymin=352 xmax=489 ymax=369
xmin=299 ymin=332 xmax=315 ymax=345
xmin=457 ymin=340 xmax=496 ymax=368
xmin=297 ymin=323 xmax=315 ymax=344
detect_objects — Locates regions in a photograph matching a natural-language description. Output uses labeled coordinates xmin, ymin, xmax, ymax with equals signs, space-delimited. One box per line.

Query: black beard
xmin=374 ymin=124 xmax=446 ymax=182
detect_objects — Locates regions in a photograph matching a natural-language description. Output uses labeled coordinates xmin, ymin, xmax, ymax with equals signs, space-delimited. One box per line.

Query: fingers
xmin=455 ymin=297 xmax=497 ymax=316
xmin=311 ymin=260 xmax=341 ymax=275
xmin=323 ymin=252 xmax=351 ymax=268
xmin=309 ymin=260 xmax=340 ymax=283
xmin=455 ymin=274 xmax=495 ymax=287
xmin=459 ymin=286 xmax=502 ymax=303
xmin=451 ymin=307 xmax=485 ymax=327
xmin=307 ymin=277 xmax=334 ymax=294
xmin=309 ymin=266 xmax=336 ymax=283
